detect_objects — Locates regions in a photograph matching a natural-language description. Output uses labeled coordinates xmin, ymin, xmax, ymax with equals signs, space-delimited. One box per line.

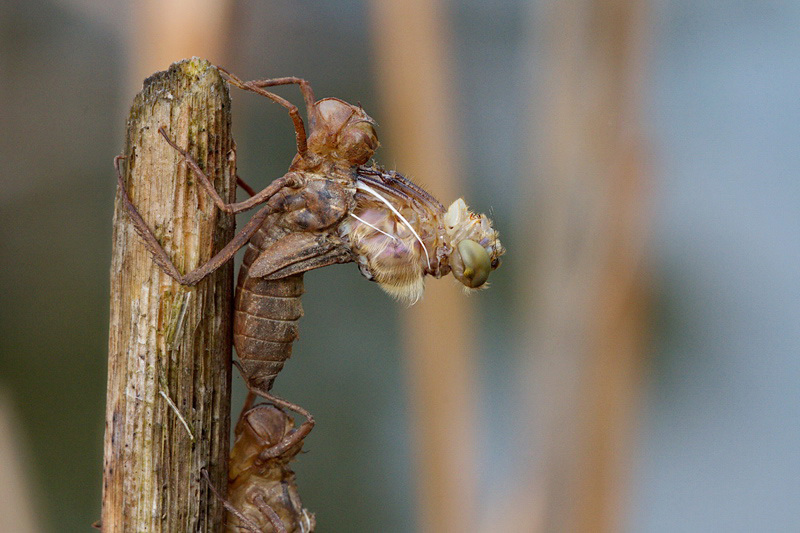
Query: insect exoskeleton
xmin=340 ymin=169 xmax=504 ymax=303
xmin=227 ymin=404 xmax=315 ymax=533
xmin=305 ymin=98 xmax=379 ymax=166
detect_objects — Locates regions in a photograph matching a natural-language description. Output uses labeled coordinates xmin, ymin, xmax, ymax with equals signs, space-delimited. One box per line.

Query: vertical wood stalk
xmin=103 ymin=58 xmax=235 ymax=532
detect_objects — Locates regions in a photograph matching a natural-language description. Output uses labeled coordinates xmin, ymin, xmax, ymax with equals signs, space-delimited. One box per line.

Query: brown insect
xmin=116 ymin=68 xmax=504 ymax=457
xmin=205 ymin=393 xmax=314 ymax=533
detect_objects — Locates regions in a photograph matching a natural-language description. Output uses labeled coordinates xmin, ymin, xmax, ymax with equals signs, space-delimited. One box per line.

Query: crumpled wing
xmin=249 ymin=231 xmax=353 ymax=280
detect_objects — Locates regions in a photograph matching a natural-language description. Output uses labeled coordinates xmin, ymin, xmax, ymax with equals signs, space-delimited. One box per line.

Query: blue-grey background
xmin=0 ymin=1 xmax=798 ymax=531
xmin=632 ymin=2 xmax=800 ymax=531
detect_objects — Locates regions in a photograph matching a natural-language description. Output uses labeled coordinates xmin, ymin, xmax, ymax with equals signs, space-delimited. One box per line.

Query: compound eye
xmin=457 ymin=239 xmax=490 ymax=288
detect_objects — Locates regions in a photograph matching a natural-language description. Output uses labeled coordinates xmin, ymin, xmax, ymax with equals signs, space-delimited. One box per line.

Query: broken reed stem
xmin=103 ymin=58 xmax=235 ymax=532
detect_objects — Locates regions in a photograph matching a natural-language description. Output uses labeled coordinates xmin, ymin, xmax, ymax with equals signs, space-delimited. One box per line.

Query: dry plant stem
xmin=103 ymin=59 xmax=235 ymax=532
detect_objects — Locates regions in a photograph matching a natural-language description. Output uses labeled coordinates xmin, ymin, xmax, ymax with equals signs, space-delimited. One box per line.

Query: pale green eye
xmin=457 ymin=239 xmax=490 ymax=288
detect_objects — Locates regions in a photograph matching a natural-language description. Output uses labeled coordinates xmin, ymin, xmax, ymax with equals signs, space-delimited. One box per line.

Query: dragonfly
xmin=115 ymin=67 xmax=505 ymax=458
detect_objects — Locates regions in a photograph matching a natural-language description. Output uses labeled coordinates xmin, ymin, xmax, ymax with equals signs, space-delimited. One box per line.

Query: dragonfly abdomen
xmin=234 ymin=240 xmax=304 ymax=391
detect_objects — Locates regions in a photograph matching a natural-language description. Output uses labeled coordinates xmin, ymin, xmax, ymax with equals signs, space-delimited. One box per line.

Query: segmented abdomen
xmin=234 ymin=229 xmax=304 ymax=392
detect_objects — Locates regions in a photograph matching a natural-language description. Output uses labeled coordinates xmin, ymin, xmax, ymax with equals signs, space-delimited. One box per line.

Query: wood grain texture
xmin=103 ymin=58 xmax=235 ymax=532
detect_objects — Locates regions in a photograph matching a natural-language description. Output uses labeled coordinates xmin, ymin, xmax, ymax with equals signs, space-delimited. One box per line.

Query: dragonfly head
xmin=444 ymin=199 xmax=504 ymax=290
xmin=308 ymin=98 xmax=379 ymax=166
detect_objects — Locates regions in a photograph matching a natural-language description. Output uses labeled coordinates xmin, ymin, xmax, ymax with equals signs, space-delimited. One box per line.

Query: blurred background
xmin=1 ymin=0 xmax=799 ymax=531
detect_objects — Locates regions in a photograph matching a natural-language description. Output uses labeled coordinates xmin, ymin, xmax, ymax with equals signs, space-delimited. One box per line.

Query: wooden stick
xmin=102 ymin=58 xmax=235 ymax=532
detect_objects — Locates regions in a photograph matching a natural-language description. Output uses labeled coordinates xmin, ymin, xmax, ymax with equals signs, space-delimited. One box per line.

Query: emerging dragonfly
xmin=116 ymin=67 xmax=504 ymax=457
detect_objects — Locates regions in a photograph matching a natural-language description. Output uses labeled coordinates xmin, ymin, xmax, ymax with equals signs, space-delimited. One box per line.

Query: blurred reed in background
xmin=369 ymin=1 xmax=478 ymax=531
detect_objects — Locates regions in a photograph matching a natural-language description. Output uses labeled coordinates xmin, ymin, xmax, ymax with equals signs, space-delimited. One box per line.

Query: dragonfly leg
xmin=218 ymin=67 xmax=312 ymax=157
xmin=252 ymin=493 xmax=288 ymax=533
xmin=243 ymin=382 xmax=315 ymax=460
xmin=237 ymin=176 xmax=257 ymax=198
xmin=115 ymin=156 xmax=299 ymax=286
xmin=225 ymin=142 xmax=259 ymax=198
xmin=238 ymin=75 xmax=315 ymax=122
xmin=225 ymin=142 xmax=257 ymax=198
xmin=236 ymin=390 xmax=257 ymax=427
xmin=200 ymin=469 xmax=264 ymax=533
xmin=158 ymin=126 xmax=303 ymax=214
